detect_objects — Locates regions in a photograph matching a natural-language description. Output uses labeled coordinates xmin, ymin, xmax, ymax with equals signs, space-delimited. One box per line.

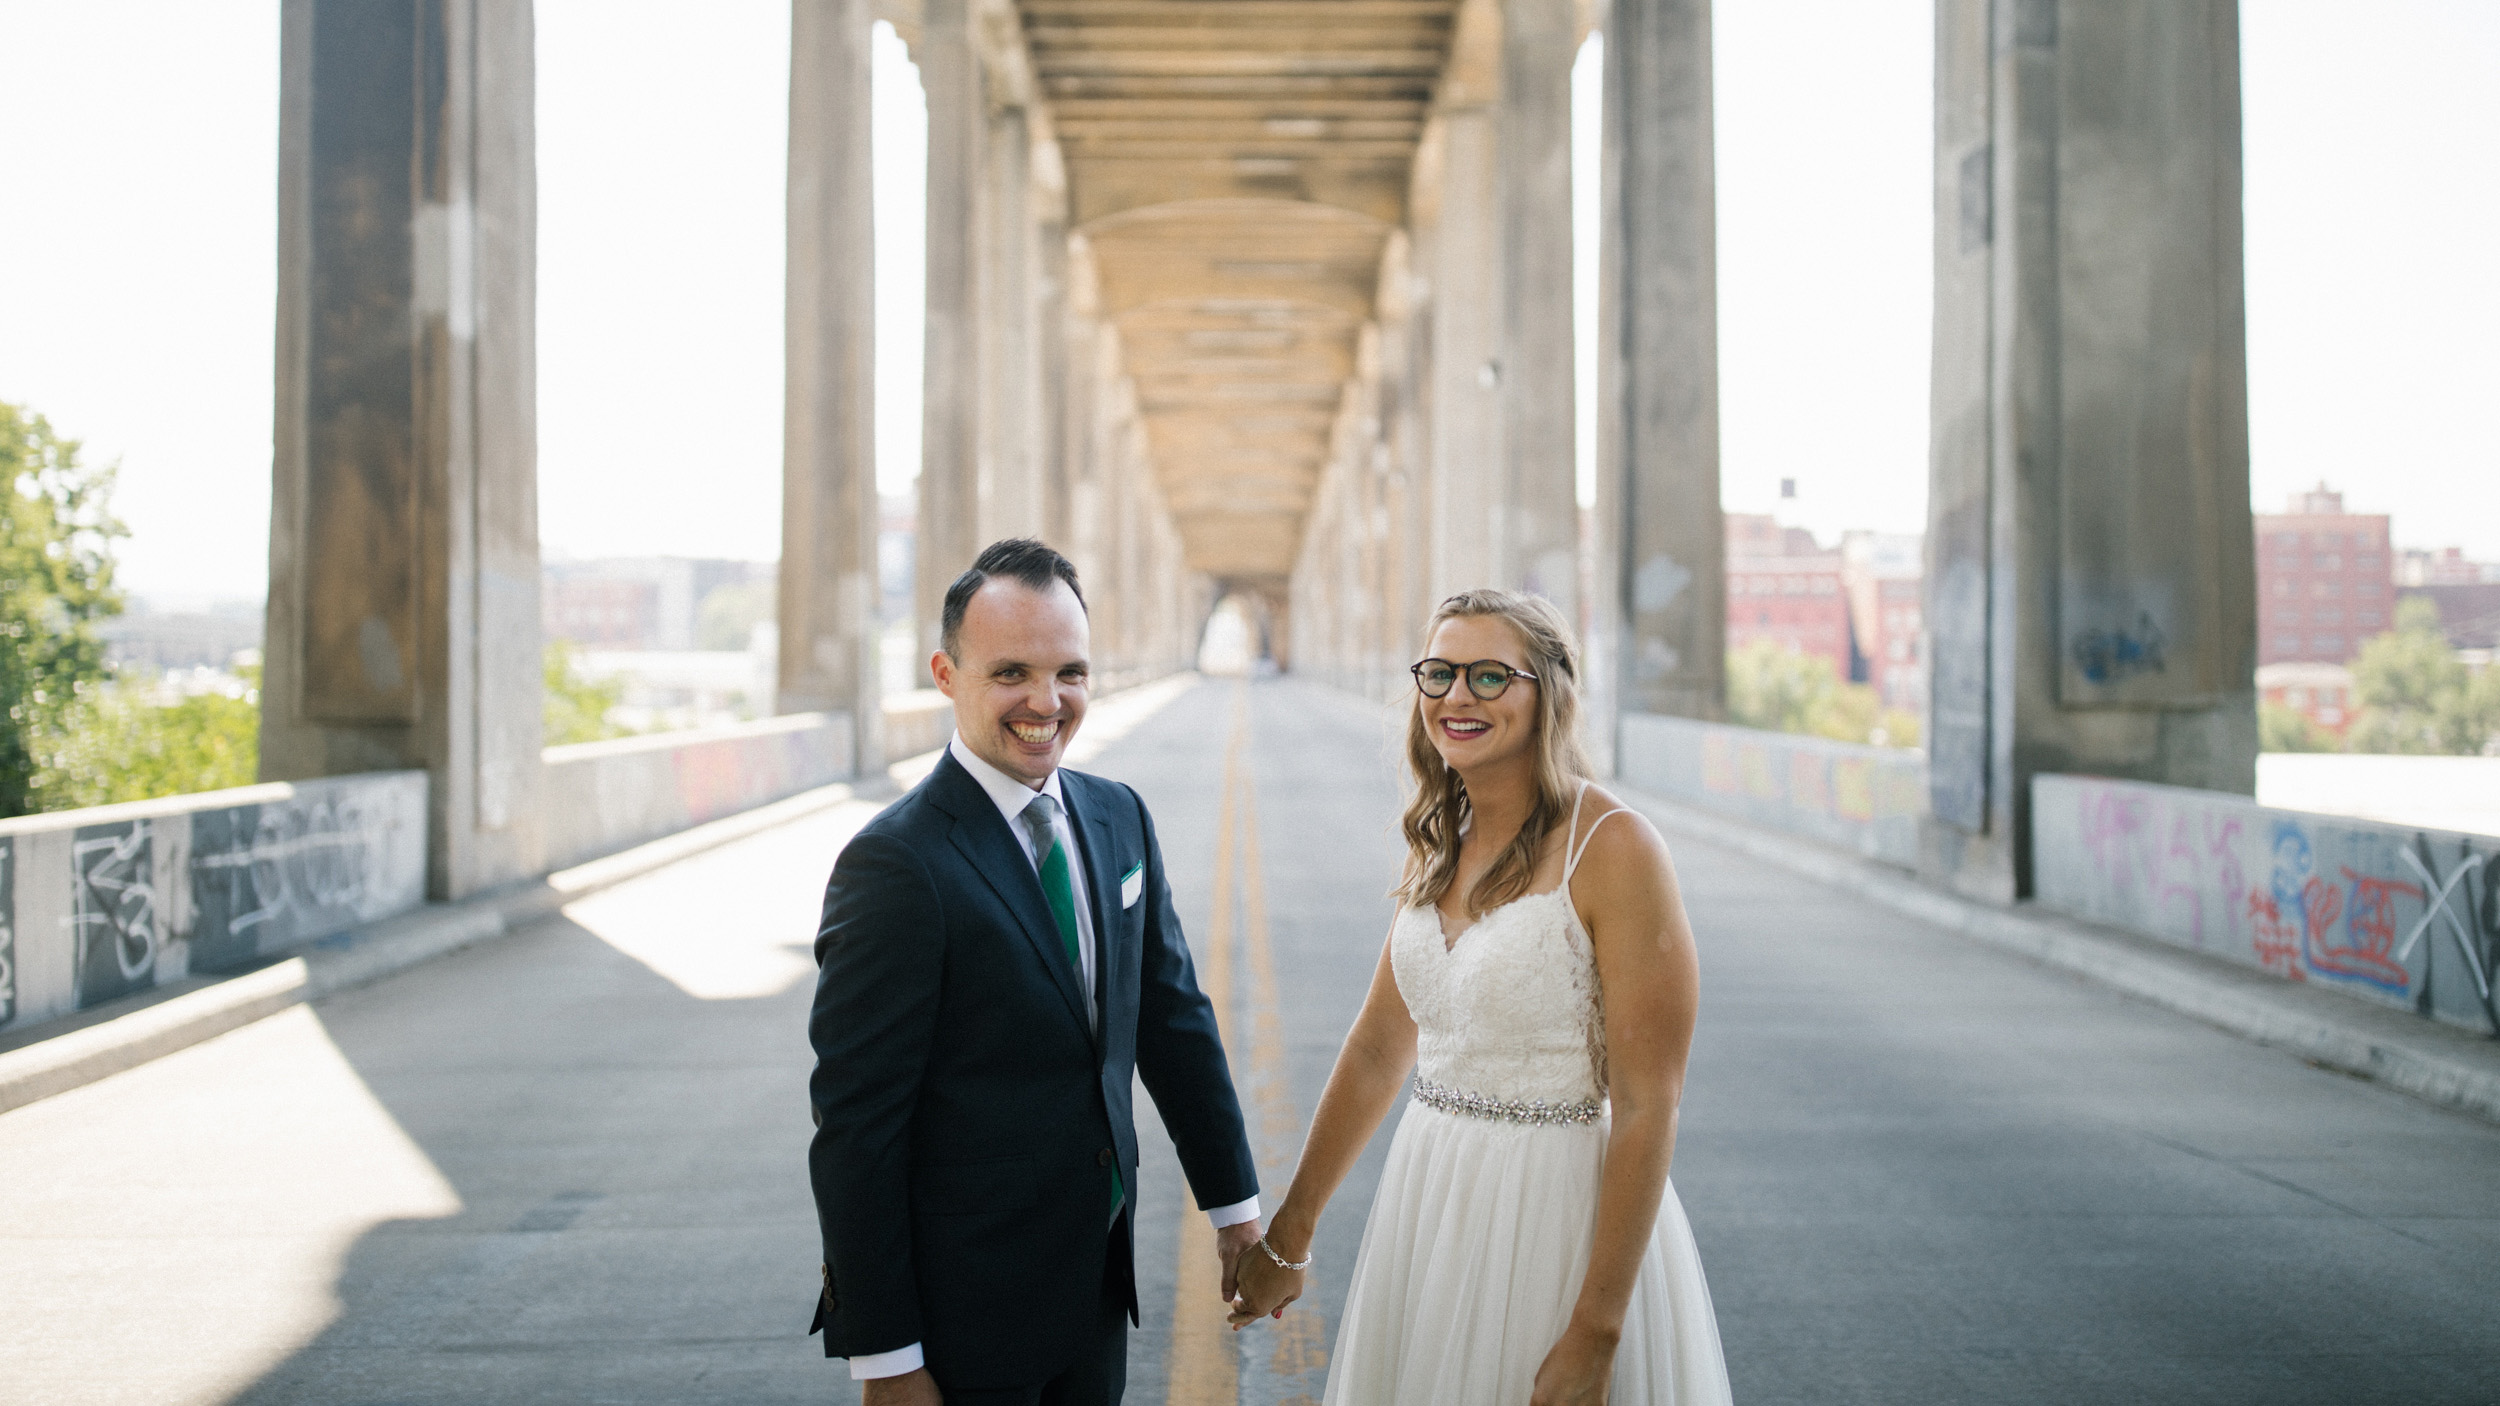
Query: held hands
xmin=1225 ymin=1232 xmax=1307 ymax=1329
xmin=1215 ymin=1218 xmax=1263 ymax=1303
xmin=1528 ymin=1320 xmax=1621 ymax=1406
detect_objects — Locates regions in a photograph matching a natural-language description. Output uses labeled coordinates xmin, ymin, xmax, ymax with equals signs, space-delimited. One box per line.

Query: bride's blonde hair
xmin=1394 ymin=589 xmax=1593 ymax=914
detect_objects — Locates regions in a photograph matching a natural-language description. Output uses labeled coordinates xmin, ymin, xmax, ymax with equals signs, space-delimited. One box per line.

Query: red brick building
xmin=1840 ymin=531 xmax=1924 ymax=712
xmin=2255 ymin=485 xmax=2393 ymax=666
xmin=1726 ymin=515 xmax=1852 ymax=680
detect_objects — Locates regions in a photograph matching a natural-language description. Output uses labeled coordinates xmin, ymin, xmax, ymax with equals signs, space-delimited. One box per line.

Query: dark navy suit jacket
xmin=806 ymin=749 xmax=1258 ymax=1387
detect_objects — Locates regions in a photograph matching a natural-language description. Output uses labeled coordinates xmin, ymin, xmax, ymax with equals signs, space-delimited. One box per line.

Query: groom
xmin=808 ymin=538 xmax=1263 ymax=1404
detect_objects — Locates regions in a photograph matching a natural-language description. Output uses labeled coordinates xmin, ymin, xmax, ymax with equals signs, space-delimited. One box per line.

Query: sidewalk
xmin=1620 ymin=785 xmax=2500 ymax=1128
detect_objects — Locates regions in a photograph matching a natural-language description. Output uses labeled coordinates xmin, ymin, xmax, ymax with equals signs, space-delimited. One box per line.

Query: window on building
xmin=2316 ymin=555 xmax=2342 ymax=570
xmin=2273 ymin=634 xmax=2300 ymax=653
xmin=2313 ymin=635 xmax=2344 ymax=653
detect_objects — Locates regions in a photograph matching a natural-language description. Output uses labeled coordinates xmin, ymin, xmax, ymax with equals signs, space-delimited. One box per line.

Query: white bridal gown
xmin=1323 ymin=786 xmax=1732 ymax=1406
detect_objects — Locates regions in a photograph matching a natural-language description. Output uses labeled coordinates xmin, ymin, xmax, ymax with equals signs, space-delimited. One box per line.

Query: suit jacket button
xmin=1098 ymin=1148 xmax=1115 ymax=1167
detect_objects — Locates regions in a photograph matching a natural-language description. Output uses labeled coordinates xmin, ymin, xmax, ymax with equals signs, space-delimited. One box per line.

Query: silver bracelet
xmin=1255 ymin=1235 xmax=1313 ymax=1272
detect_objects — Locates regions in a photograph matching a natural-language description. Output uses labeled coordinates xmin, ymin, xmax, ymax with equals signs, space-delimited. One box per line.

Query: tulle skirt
xmin=1322 ymin=1102 xmax=1732 ymax=1405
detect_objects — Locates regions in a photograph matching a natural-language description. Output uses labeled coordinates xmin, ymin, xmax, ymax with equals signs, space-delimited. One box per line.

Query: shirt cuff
xmin=849 ymin=1343 xmax=925 ymax=1380
xmin=1206 ymin=1194 xmax=1261 ymax=1229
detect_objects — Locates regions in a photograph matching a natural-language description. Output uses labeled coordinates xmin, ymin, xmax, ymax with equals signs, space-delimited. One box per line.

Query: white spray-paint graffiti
xmin=187 ymin=784 xmax=426 ymax=974
xmin=72 ymin=820 xmax=158 ymax=1009
xmin=0 ymin=836 xmax=14 ymax=1026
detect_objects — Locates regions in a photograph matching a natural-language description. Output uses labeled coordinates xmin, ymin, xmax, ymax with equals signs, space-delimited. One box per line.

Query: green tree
xmin=2347 ymin=597 xmax=2499 ymax=755
xmin=1725 ymin=639 xmax=1919 ymax=748
xmin=0 ymin=403 xmax=125 ymax=817
xmin=544 ymin=639 xmax=630 ymax=746
xmin=33 ymin=682 xmax=260 ymax=810
xmin=2259 ymin=701 xmax=2338 ymax=754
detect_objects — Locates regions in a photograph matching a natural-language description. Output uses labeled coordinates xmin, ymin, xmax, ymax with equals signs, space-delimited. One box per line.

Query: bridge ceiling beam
xmin=1019 ymin=0 xmax=1462 ymax=581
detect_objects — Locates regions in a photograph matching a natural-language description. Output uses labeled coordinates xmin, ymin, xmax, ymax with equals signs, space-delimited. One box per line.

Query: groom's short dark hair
xmin=941 ymin=538 xmax=1088 ymax=659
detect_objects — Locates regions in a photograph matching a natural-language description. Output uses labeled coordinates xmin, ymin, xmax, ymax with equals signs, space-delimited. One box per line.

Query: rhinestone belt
xmin=1412 ymin=1078 xmax=1602 ymax=1126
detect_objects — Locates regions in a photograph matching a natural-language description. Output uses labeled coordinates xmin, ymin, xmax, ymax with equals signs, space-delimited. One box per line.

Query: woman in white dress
xmin=1229 ymin=588 xmax=1731 ymax=1405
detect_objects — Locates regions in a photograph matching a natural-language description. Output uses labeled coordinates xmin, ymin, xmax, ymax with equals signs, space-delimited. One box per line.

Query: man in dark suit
xmin=808 ymin=539 xmax=1263 ymax=1405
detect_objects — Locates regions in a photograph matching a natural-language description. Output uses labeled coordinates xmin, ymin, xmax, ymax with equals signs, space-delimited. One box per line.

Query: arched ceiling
xmin=1016 ymin=0 xmax=1465 ymax=583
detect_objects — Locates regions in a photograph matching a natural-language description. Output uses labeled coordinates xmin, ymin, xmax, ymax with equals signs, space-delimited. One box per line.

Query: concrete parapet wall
xmin=2033 ymin=775 xmax=2499 ymax=1034
xmin=1618 ymin=713 xmax=1926 ymax=867
xmin=542 ymin=711 xmax=856 ymax=872
xmin=0 ymin=772 xmax=429 ymax=1036
xmin=881 ymin=690 xmax=955 ymax=764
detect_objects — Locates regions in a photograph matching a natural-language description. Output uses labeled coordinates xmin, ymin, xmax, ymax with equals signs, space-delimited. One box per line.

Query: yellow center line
xmin=1240 ymin=767 xmax=1330 ymax=1401
xmin=1167 ymin=686 xmax=1248 ymax=1406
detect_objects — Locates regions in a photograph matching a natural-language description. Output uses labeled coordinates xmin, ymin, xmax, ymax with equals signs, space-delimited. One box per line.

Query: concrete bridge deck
xmin=5 ymin=678 xmax=2497 ymax=1405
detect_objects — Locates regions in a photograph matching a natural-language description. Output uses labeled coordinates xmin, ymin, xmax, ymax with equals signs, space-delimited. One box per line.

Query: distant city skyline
xmin=1 ymin=0 xmax=2492 ymax=608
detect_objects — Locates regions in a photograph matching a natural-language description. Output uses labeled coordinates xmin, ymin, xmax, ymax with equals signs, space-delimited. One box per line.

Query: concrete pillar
xmin=1423 ymin=106 xmax=1503 ymax=606
xmin=261 ymin=0 xmax=544 ymax=901
xmin=978 ymin=100 xmax=1041 ymax=543
xmin=1594 ymin=0 xmax=1724 ymax=755
xmin=779 ymin=0 xmax=881 ymax=771
xmin=1925 ymin=0 xmax=2256 ymax=901
xmin=1500 ymin=0 xmax=1581 ymax=621
xmin=914 ymin=0 xmax=981 ymax=657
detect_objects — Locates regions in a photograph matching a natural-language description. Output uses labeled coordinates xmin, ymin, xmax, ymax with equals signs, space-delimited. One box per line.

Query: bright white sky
xmin=0 ymin=0 xmax=2491 ymax=608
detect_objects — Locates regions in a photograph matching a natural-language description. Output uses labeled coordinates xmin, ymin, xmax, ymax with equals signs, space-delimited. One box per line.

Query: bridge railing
xmin=1617 ymin=712 xmax=1926 ymax=868
xmin=2033 ymin=775 xmax=2499 ymax=1036
xmin=0 ymin=771 xmax=430 ymax=1037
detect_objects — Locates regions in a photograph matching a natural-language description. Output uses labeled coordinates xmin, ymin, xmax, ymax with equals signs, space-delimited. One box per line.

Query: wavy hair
xmin=1394 ymin=589 xmax=1592 ymax=914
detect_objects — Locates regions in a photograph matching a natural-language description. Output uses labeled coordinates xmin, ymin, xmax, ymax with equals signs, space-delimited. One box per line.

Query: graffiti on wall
xmin=0 ymin=836 xmax=14 ymax=1027
xmin=72 ymin=821 xmax=157 ymax=1009
xmin=2042 ymin=776 xmax=2498 ymax=1033
xmin=187 ymin=791 xmax=415 ymax=974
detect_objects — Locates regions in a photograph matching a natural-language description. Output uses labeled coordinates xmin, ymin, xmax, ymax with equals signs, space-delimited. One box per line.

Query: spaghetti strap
xmin=1562 ymin=788 xmax=1633 ymax=882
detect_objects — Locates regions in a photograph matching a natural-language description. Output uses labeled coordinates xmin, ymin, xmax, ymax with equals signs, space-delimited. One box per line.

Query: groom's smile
xmin=930 ymin=570 xmax=1093 ymax=788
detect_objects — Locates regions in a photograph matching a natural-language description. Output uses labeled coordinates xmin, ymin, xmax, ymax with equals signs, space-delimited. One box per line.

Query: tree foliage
xmin=1726 ymin=639 xmax=1921 ymax=749
xmin=34 ymin=683 xmax=260 ymax=810
xmin=1 ymin=403 xmax=126 ymax=816
xmin=2258 ymin=701 xmax=2337 ymax=754
xmin=2347 ymin=597 xmax=2500 ymax=756
xmin=544 ymin=639 xmax=630 ymax=746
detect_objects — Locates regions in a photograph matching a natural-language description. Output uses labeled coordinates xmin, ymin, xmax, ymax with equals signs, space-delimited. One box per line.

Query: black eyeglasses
xmin=1411 ymin=658 xmax=1540 ymax=701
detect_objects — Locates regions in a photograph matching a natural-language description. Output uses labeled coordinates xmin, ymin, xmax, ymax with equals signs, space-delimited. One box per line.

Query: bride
xmin=1229 ymin=588 xmax=1731 ymax=1405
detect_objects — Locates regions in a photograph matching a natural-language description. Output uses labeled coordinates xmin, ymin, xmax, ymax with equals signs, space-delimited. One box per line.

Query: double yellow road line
xmin=1167 ymin=685 xmax=1328 ymax=1406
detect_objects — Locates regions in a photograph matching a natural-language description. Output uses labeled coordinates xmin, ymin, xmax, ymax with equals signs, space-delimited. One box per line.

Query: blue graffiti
xmin=2071 ymin=611 xmax=2168 ymax=684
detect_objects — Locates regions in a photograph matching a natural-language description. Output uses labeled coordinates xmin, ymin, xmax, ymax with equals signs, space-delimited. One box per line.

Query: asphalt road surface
xmin=4 ymin=676 xmax=2495 ymax=1404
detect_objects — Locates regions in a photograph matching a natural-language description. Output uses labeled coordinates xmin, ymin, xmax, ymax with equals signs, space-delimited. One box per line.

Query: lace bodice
xmin=1391 ymin=787 xmax=1624 ymax=1109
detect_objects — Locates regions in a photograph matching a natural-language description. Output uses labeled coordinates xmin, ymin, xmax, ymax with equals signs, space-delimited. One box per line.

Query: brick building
xmin=1840 ymin=531 xmax=1924 ymax=712
xmin=1726 ymin=514 xmax=1852 ymax=681
xmin=2255 ymin=485 xmax=2393 ymax=666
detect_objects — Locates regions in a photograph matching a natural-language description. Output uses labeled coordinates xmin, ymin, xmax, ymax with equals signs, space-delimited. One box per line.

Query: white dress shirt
xmin=849 ymin=735 xmax=1260 ymax=1382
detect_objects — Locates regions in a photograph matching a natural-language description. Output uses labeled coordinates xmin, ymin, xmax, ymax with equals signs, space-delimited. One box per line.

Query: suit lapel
xmin=1065 ymin=774 xmax=1125 ymax=1033
xmin=929 ymin=753 xmax=1091 ymax=1036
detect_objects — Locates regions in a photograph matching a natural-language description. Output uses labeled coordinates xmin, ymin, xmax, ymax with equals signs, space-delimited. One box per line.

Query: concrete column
xmin=261 ymin=0 xmax=543 ymax=901
xmin=1423 ymin=107 xmax=1503 ymax=606
xmin=914 ymin=0 xmax=982 ymax=657
xmin=978 ymin=101 xmax=1041 ymax=542
xmin=778 ymin=0 xmax=881 ymax=771
xmin=1925 ymin=0 xmax=2256 ymax=901
xmin=1594 ymin=0 xmax=1723 ymax=756
xmin=1500 ymin=0 xmax=1581 ymax=621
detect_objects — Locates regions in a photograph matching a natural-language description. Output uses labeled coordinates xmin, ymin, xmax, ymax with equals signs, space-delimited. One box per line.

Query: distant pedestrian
xmin=805 ymin=537 xmax=1263 ymax=1405
xmin=1230 ymin=588 xmax=1732 ymax=1405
